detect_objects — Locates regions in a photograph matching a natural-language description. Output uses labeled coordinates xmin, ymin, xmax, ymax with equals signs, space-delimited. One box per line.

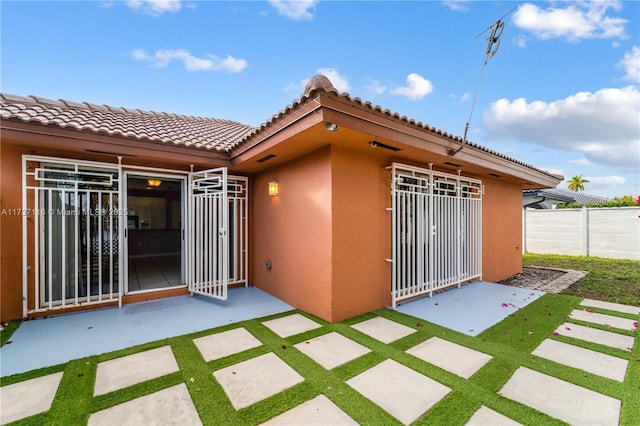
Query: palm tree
xmin=567 ymin=175 xmax=589 ymax=192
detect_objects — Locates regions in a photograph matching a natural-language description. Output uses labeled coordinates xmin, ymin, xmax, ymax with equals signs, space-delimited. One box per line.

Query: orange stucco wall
xmin=251 ymin=146 xmax=333 ymax=321
xmin=481 ymin=180 xmax=524 ymax=282
xmin=330 ymin=146 xmax=391 ymax=322
xmin=1 ymin=142 xmax=24 ymax=321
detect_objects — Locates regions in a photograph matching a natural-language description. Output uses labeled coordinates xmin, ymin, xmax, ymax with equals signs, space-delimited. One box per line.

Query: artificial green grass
xmin=2 ymin=294 xmax=638 ymax=426
xmin=1 ymin=320 xmax=21 ymax=346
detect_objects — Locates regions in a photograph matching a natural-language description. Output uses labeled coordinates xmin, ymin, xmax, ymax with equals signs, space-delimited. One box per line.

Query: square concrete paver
xmin=499 ymin=367 xmax=620 ymax=425
xmin=260 ymin=395 xmax=358 ymax=425
xmin=351 ymin=316 xmax=417 ymax=343
xmin=0 ymin=372 xmax=63 ymax=425
xmin=193 ymin=327 xmax=262 ymax=362
xmin=346 ymin=359 xmax=450 ymax=425
xmin=88 ymin=383 xmax=201 ymax=425
xmin=294 ymin=332 xmax=371 ymax=370
xmin=466 ymin=406 xmax=522 ymax=426
xmin=406 ymin=337 xmax=492 ymax=379
xmin=213 ymin=352 xmax=304 ymax=410
xmin=533 ymin=339 xmax=629 ymax=382
xmin=569 ymin=309 xmax=638 ymax=331
xmin=262 ymin=314 xmax=322 ymax=338
xmin=94 ymin=346 xmax=179 ymax=396
xmin=580 ymin=298 xmax=640 ymax=316
xmin=555 ymin=322 xmax=635 ymax=351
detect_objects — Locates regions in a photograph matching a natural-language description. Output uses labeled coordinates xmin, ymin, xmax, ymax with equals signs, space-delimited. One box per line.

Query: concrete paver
xmin=347 ymin=359 xmax=450 ymax=425
xmin=94 ymin=346 xmax=179 ymax=396
xmin=260 ymin=395 xmax=358 ymax=425
xmin=406 ymin=337 xmax=492 ymax=379
xmin=533 ymin=339 xmax=628 ymax=382
xmin=294 ymin=332 xmax=371 ymax=370
xmin=465 ymin=406 xmax=522 ymax=426
xmin=351 ymin=316 xmax=416 ymax=343
xmin=213 ymin=352 xmax=304 ymax=410
xmin=569 ymin=309 xmax=638 ymax=331
xmin=499 ymin=367 xmax=621 ymax=425
xmin=580 ymin=299 xmax=640 ymax=316
xmin=261 ymin=314 xmax=322 ymax=338
xmin=554 ymin=322 xmax=635 ymax=351
xmin=0 ymin=372 xmax=63 ymax=425
xmin=193 ymin=327 xmax=262 ymax=362
xmin=87 ymin=383 xmax=201 ymax=425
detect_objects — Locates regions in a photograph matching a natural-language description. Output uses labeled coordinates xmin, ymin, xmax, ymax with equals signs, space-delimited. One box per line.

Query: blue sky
xmin=2 ymin=0 xmax=639 ymax=198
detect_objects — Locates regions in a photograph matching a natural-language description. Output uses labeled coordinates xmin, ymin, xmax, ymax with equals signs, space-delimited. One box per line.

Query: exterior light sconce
xmin=268 ymin=180 xmax=279 ymax=196
xmin=325 ymin=122 xmax=339 ymax=132
xmin=147 ymin=179 xmax=162 ymax=187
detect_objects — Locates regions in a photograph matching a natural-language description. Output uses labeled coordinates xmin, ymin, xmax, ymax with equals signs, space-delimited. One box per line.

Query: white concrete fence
xmin=523 ymin=207 xmax=640 ymax=260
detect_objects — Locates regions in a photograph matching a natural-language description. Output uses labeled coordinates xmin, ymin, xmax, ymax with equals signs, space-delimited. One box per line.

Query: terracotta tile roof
xmin=238 ymin=75 xmax=561 ymax=180
xmin=0 ymin=94 xmax=255 ymax=152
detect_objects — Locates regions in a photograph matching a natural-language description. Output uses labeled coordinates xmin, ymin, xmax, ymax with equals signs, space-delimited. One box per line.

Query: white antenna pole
xmin=450 ymin=6 xmax=516 ymax=156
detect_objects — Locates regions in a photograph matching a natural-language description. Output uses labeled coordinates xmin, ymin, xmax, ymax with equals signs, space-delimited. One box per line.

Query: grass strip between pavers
xmin=1 ymin=294 xmax=638 ymax=426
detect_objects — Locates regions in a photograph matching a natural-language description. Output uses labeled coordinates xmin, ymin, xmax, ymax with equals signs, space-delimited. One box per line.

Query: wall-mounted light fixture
xmin=268 ymin=180 xmax=279 ymax=196
xmin=147 ymin=179 xmax=162 ymax=187
xmin=325 ymin=122 xmax=339 ymax=132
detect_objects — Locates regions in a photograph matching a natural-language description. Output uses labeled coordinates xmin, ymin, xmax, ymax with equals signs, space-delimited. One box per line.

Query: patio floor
xmin=0 ymin=286 xmax=293 ymax=377
xmin=395 ymin=281 xmax=545 ymax=336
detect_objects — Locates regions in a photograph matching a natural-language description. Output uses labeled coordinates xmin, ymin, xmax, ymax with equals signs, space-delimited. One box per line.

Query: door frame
xmin=122 ymin=170 xmax=188 ymax=295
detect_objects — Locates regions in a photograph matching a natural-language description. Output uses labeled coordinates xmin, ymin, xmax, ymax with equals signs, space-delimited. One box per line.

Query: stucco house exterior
xmin=0 ymin=75 xmax=561 ymax=323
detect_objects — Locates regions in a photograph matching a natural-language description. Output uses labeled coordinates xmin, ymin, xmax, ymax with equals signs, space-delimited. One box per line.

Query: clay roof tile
xmin=1 ymin=94 xmax=255 ymax=153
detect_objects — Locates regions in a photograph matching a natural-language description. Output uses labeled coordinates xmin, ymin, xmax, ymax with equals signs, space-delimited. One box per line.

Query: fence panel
xmin=523 ymin=207 xmax=640 ymax=260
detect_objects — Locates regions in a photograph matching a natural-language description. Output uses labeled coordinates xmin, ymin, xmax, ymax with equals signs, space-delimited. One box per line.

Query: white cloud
xmin=583 ymin=175 xmax=627 ymax=191
xmin=483 ymin=86 xmax=640 ymax=172
xmin=316 ymin=68 xmax=350 ymax=92
xmin=514 ymin=34 xmax=528 ymax=48
xmin=390 ymin=73 xmax=434 ymax=100
xmin=365 ymin=78 xmax=388 ymax=96
xmin=268 ymin=0 xmax=317 ymax=20
xmin=512 ymin=2 xmax=627 ymax=41
xmin=125 ymin=0 xmax=182 ymax=16
xmin=569 ymin=158 xmax=593 ymax=166
xmin=131 ymin=48 xmax=151 ymax=61
xmin=618 ymin=45 xmax=640 ymax=83
xmin=441 ymin=0 xmax=471 ymax=12
xmin=132 ymin=49 xmax=247 ymax=73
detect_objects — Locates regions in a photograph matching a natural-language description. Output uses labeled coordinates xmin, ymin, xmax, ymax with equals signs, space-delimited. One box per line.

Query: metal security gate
xmin=227 ymin=175 xmax=249 ymax=286
xmin=23 ymin=156 xmax=123 ymax=316
xmin=188 ymin=168 xmax=248 ymax=300
xmin=389 ymin=163 xmax=482 ymax=308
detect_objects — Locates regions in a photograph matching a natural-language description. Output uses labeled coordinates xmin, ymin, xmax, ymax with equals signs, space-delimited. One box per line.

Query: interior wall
xmin=482 ymin=180 xmax=524 ymax=282
xmin=251 ymin=146 xmax=333 ymax=321
xmin=330 ymin=146 xmax=391 ymax=322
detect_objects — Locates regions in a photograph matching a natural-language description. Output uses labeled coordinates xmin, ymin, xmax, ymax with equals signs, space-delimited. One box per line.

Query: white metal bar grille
xmin=227 ymin=176 xmax=249 ymax=286
xmin=188 ymin=168 xmax=230 ymax=300
xmin=22 ymin=156 xmax=121 ymax=316
xmin=390 ymin=163 xmax=482 ymax=308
